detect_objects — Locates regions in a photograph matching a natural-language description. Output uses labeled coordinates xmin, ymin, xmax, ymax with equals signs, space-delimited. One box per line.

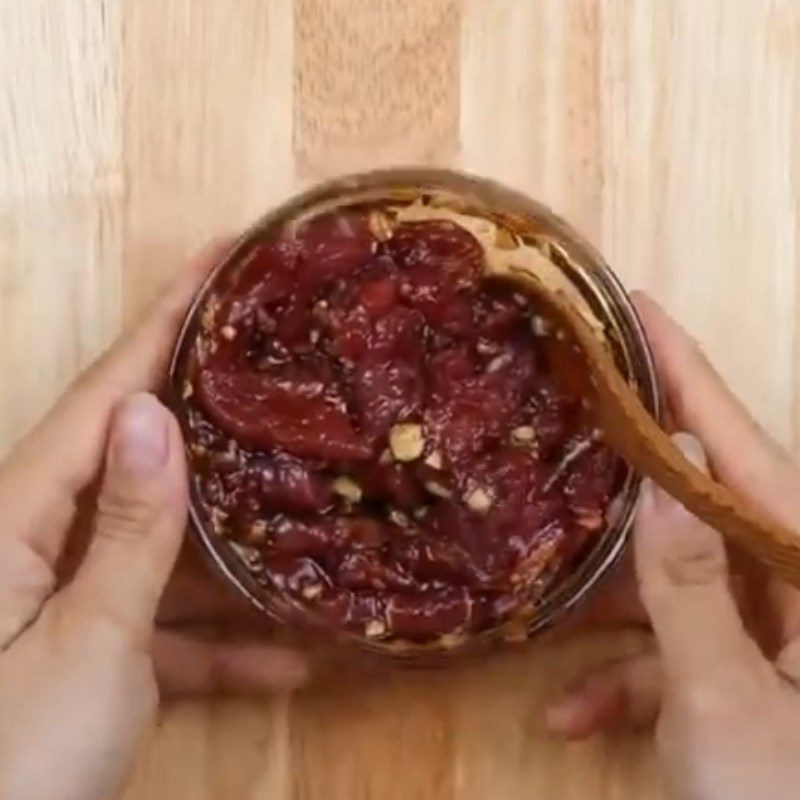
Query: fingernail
xmin=638 ymin=479 xmax=673 ymax=530
xmin=112 ymin=393 xmax=169 ymax=474
xmin=544 ymin=694 xmax=582 ymax=733
xmin=647 ymin=432 xmax=707 ymax=513
xmin=672 ymin=432 xmax=707 ymax=470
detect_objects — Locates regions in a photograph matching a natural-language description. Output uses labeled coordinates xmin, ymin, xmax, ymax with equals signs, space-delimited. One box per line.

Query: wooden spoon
xmin=507 ymin=262 xmax=800 ymax=589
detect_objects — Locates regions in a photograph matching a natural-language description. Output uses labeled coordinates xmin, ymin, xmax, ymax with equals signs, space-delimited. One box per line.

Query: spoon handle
xmin=512 ymin=265 xmax=800 ymax=588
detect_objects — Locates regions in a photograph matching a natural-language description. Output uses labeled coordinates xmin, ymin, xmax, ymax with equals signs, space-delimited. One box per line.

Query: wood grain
xmin=0 ymin=0 xmax=122 ymax=452
xmin=1 ymin=1 xmax=799 ymax=798
xmin=600 ymin=0 xmax=800 ymax=449
xmin=460 ymin=0 xmax=602 ymax=241
xmin=294 ymin=0 xmax=461 ymax=177
xmin=121 ymin=0 xmax=295 ymax=320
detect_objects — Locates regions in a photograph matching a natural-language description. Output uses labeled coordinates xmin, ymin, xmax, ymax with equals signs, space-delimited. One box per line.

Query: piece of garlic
xmin=425 ymin=480 xmax=453 ymax=499
xmin=465 ymin=487 xmax=493 ymax=514
xmin=389 ymin=509 xmax=412 ymax=528
xmin=332 ymin=476 xmax=362 ymax=503
xmin=368 ymin=210 xmax=394 ymax=241
xmin=302 ymin=583 xmax=323 ymax=600
xmin=424 ymin=450 xmax=443 ymax=470
xmin=365 ymin=619 xmax=387 ymax=638
xmin=389 ymin=423 xmax=425 ymax=462
xmin=531 ymin=315 xmax=551 ymax=337
xmin=510 ymin=426 xmax=536 ymax=446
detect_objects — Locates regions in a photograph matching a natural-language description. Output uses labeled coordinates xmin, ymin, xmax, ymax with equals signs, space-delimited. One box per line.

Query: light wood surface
xmin=1 ymin=1 xmax=799 ymax=798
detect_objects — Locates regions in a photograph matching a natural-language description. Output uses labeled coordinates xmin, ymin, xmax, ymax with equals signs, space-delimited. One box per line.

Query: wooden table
xmin=1 ymin=2 xmax=799 ymax=797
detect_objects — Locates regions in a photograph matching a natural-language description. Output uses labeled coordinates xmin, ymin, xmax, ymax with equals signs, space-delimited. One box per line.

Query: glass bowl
xmin=168 ymin=167 xmax=661 ymax=662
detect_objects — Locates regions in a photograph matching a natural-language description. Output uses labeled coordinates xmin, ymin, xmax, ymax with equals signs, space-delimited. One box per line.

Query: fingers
xmin=556 ymin=550 xmax=649 ymax=634
xmin=635 ymin=433 xmax=765 ymax=687
xmin=0 ymin=239 xmax=229 ymax=564
xmin=635 ymin=294 xmax=800 ymax=647
xmin=546 ymin=650 xmax=662 ymax=739
xmin=156 ymin=550 xmax=269 ymax=629
xmin=60 ymin=394 xmax=188 ymax=646
xmin=0 ymin=537 xmax=54 ymax=649
xmin=633 ymin=292 xmax=800 ymax=520
xmin=153 ymin=630 xmax=308 ymax=697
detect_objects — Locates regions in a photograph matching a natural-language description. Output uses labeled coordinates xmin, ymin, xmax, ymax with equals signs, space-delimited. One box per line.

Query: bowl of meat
xmin=169 ymin=168 xmax=661 ymax=659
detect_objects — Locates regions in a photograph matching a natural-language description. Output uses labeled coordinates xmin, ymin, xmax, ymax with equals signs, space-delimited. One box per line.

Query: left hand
xmin=0 ymin=241 xmax=307 ymax=699
xmin=0 ymin=392 xmax=191 ymax=800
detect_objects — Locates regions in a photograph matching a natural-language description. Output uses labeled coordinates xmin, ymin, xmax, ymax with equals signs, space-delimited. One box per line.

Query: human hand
xmin=0 ymin=245 xmax=306 ymax=800
xmin=546 ymin=294 xmax=800 ymax=799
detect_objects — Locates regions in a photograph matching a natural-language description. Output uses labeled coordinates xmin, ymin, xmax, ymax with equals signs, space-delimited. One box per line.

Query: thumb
xmin=65 ymin=393 xmax=188 ymax=643
xmin=635 ymin=433 xmax=763 ymax=687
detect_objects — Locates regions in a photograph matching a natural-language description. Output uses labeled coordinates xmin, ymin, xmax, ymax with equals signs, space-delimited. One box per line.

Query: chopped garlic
xmin=486 ymin=352 xmax=512 ymax=373
xmin=512 ymin=292 xmax=528 ymax=307
xmin=389 ymin=509 xmax=412 ymax=528
xmin=425 ymin=480 xmax=453 ymax=499
xmin=332 ymin=476 xmax=362 ymax=503
xmin=302 ymin=583 xmax=323 ymax=600
xmin=365 ymin=619 xmax=387 ymax=638
xmin=465 ymin=487 xmax=493 ymax=514
xmin=510 ymin=426 xmax=536 ymax=446
xmin=389 ymin=423 xmax=425 ymax=462
xmin=368 ymin=210 xmax=394 ymax=241
xmin=531 ymin=315 xmax=551 ymax=337
xmin=424 ymin=450 xmax=443 ymax=470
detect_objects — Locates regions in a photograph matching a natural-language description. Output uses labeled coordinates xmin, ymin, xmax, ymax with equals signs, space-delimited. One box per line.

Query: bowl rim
xmin=168 ymin=166 xmax=662 ymax=660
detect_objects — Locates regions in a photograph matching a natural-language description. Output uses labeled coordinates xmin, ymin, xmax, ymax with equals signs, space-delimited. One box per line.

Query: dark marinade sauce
xmin=183 ymin=208 xmax=619 ymax=643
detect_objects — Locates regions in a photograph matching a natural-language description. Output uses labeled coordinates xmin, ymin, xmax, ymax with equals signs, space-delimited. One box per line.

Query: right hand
xmin=547 ymin=294 xmax=800 ymax=800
